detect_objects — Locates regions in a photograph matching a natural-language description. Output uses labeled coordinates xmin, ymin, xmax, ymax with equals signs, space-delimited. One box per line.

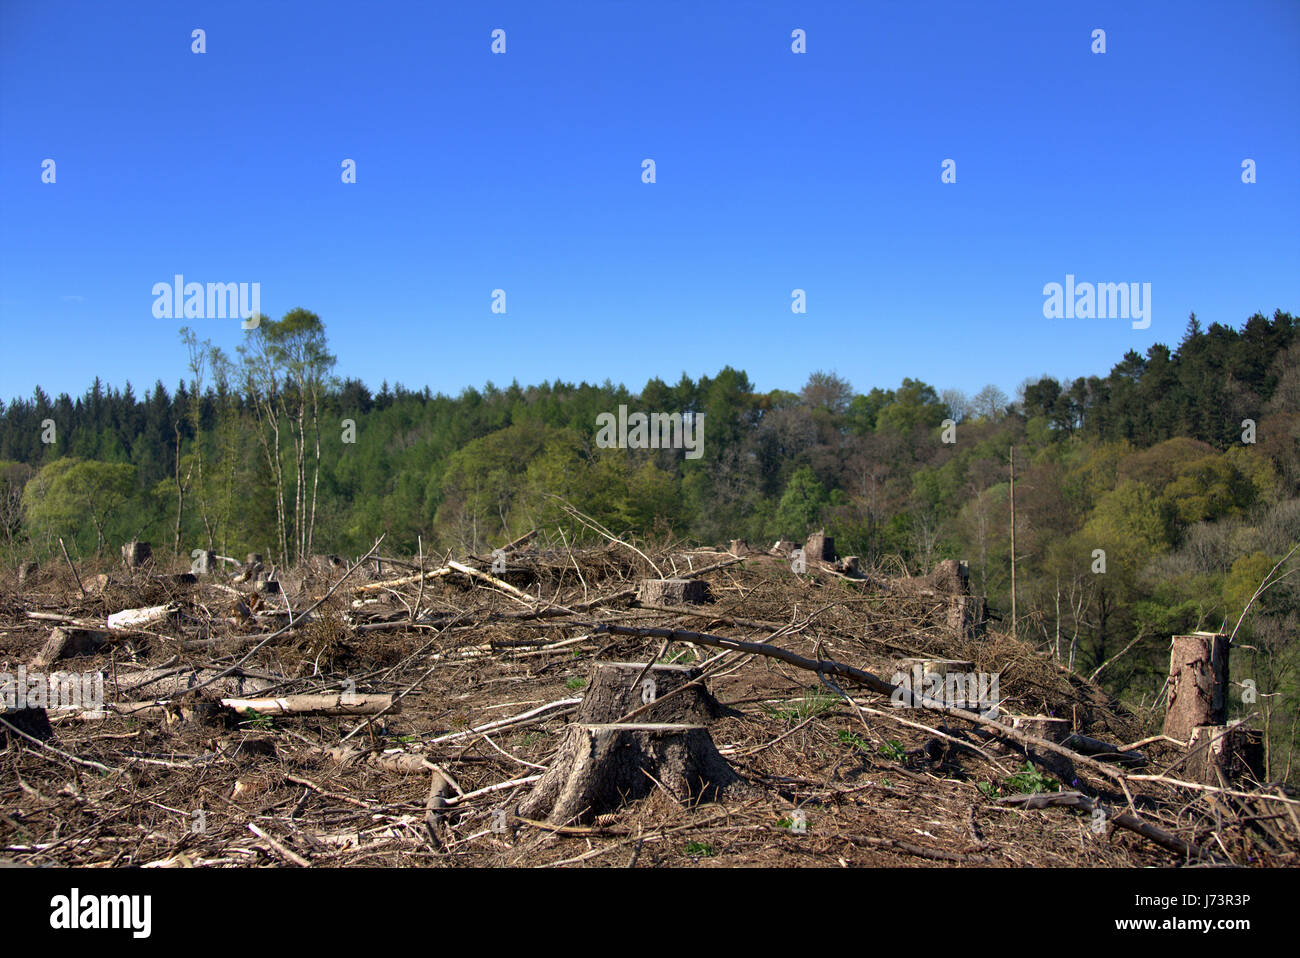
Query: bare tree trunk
xmin=1009 ymin=445 xmax=1017 ymax=641
xmin=173 ymin=421 xmax=185 ymax=558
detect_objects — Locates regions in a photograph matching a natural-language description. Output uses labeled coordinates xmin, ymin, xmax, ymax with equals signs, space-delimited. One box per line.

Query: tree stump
xmin=637 ymin=578 xmax=707 ymax=606
xmin=576 ymin=662 xmax=724 ymax=725
xmin=1163 ymin=633 xmax=1228 ymax=742
xmin=728 ymin=539 xmax=750 ymax=556
xmin=30 ymin=627 xmax=108 ymax=669
xmin=0 ymin=707 xmax=52 ymax=744
xmin=190 ymin=550 xmax=217 ymax=575
xmin=245 ymin=553 xmax=264 ymax=567
xmin=804 ymin=530 xmax=836 ymax=562
xmin=515 ymin=723 xmax=744 ymax=824
xmin=993 ymin=714 xmax=1075 ymax=782
xmin=1186 ymin=722 xmax=1264 ymax=786
xmin=17 ymin=561 xmax=38 ymax=586
xmin=255 ymin=575 xmax=280 ymax=595
xmin=121 ymin=540 xmax=152 ymax=568
xmin=836 ymin=556 xmax=860 ymax=575
xmin=769 ymin=540 xmax=797 ymax=557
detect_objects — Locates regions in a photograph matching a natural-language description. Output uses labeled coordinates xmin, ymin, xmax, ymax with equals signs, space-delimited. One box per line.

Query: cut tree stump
xmin=121 ymin=540 xmax=152 ymax=568
xmin=576 ymin=662 xmax=725 ymax=725
xmin=30 ymin=627 xmax=109 ymax=668
xmin=637 ymin=578 xmax=707 ymax=606
xmin=0 ymin=707 xmax=53 ymax=743
xmin=995 ymin=714 xmax=1075 ymax=782
xmin=804 ymin=530 xmax=836 ymax=562
xmin=1186 ymin=721 xmax=1264 ymax=786
xmin=17 ymin=561 xmax=38 ymax=586
xmin=1163 ymin=632 xmax=1228 ymax=742
xmin=769 ymin=540 xmax=797 ymax=557
xmin=515 ymin=722 xmax=745 ymax=824
xmin=728 ymin=539 xmax=750 ymax=556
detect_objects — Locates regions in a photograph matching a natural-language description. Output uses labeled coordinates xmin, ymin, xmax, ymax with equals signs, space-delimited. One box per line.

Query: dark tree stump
xmin=17 ymin=561 xmax=38 ymax=586
xmin=30 ymin=627 xmax=108 ymax=669
xmin=576 ymin=662 xmax=725 ymax=725
xmin=1163 ymin=633 xmax=1228 ymax=742
xmin=728 ymin=539 xmax=750 ymax=556
xmin=637 ymin=578 xmax=707 ymax=606
xmin=515 ymin=722 xmax=745 ymax=824
xmin=121 ymin=541 xmax=152 ymax=568
xmin=0 ymin=707 xmax=53 ymax=744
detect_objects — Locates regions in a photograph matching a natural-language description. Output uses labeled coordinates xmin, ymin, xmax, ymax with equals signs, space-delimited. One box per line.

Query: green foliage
xmin=878 ymin=739 xmax=907 ymax=762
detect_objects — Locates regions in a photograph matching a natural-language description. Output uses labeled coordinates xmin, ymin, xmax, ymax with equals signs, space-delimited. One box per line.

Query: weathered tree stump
xmin=17 ymin=561 xmax=38 ymax=586
xmin=769 ymin=539 xmax=797 ymax=557
xmin=30 ymin=627 xmax=108 ymax=669
xmin=1163 ymin=632 xmax=1228 ymax=742
xmin=1186 ymin=721 xmax=1264 ymax=786
xmin=804 ymin=530 xmax=836 ymax=562
xmin=728 ymin=539 xmax=750 ymax=556
xmin=992 ymin=714 xmax=1075 ymax=782
xmin=254 ymin=575 xmax=280 ymax=595
xmin=836 ymin=555 xmax=860 ymax=575
xmin=576 ymin=662 xmax=725 ymax=725
xmin=0 ymin=707 xmax=52 ymax=744
xmin=637 ymin=578 xmax=707 ymax=606
xmin=245 ymin=553 xmax=264 ymax=567
xmin=121 ymin=540 xmax=152 ymax=568
xmin=515 ymin=722 xmax=744 ymax=824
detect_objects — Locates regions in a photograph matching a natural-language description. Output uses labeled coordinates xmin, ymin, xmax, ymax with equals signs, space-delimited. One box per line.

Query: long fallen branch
xmin=592 ymin=622 xmax=1131 ymax=787
xmin=998 ymin=791 xmax=1225 ymax=864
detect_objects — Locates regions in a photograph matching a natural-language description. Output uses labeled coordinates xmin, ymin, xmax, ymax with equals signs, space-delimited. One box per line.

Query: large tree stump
xmin=728 ymin=539 xmax=750 ymax=556
xmin=576 ymin=662 xmax=725 ymax=725
xmin=1186 ymin=722 xmax=1264 ymax=786
xmin=769 ymin=540 xmax=797 ymax=557
xmin=515 ymin=723 xmax=744 ymax=824
xmin=1163 ymin=633 xmax=1228 ymax=742
xmin=637 ymin=578 xmax=707 ymax=606
xmin=0 ymin=707 xmax=52 ymax=744
xmin=30 ymin=627 xmax=109 ymax=668
xmin=804 ymin=530 xmax=836 ymax=562
xmin=121 ymin=541 xmax=152 ymax=568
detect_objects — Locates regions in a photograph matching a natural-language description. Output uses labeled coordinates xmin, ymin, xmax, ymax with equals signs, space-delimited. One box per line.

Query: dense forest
xmin=2 ymin=308 xmax=1298 ymax=771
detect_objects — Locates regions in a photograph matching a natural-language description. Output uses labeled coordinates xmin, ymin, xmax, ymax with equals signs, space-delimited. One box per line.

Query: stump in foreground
xmin=515 ymin=722 xmax=744 ymax=825
xmin=1163 ymin=632 xmax=1228 ymax=742
xmin=575 ymin=661 xmax=726 ymax=725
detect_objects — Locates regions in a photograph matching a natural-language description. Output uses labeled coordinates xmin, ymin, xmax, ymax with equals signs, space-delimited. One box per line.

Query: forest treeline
xmin=2 ymin=308 xmax=1298 ymax=773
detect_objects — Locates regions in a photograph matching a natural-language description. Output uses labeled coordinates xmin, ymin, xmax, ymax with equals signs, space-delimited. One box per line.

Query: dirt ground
xmin=1 ymin=540 xmax=1294 ymax=868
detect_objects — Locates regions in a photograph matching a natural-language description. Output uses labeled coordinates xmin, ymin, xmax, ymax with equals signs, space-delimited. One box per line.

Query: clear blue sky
xmin=2 ymin=0 xmax=1298 ymax=406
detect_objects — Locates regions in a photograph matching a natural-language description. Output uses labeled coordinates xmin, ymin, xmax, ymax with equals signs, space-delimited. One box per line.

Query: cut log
xmin=804 ymin=530 xmax=836 ymax=562
xmin=106 ymin=603 xmax=176 ymax=632
xmin=637 ymin=578 xmax=707 ymax=606
xmin=30 ymin=627 xmax=109 ymax=668
xmin=1186 ymin=721 xmax=1265 ymax=786
xmin=112 ymin=666 xmax=273 ymax=699
xmin=221 ymin=693 xmax=397 ymax=717
xmin=515 ymin=722 xmax=745 ymax=824
xmin=120 ymin=540 xmax=152 ymax=568
xmin=576 ymin=662 xmax=725 ymax=725
xmin=1163 ymin=632 xmax=1228 ymax=742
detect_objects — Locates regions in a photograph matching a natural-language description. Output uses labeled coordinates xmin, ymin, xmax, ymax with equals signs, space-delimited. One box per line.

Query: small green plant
xmin=979 ymin=762 xmax=1061 ymax=799
xmin=241 ymin=709 xmax=275 ymax=731
xmin=685 ymin=840 xmax=715 ymax=858
xmin=519 ymin=730 xmax=546 ymax=748
xmin=878 ymin=739 xmax=907 ymax=762
xmin=565 ymin=677 xmax=586 ymax=691
xmin=765 ymin=686 xmax=840 ymax=722
xmin=838 ymin=730 xmax=870 ymax=750
xmin=664 ymin=649 xmax=692 ymax=664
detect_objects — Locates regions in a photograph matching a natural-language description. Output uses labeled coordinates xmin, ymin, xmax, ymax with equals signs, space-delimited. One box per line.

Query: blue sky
xmin=2 ymin=0 xmax=1298 ymax=406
